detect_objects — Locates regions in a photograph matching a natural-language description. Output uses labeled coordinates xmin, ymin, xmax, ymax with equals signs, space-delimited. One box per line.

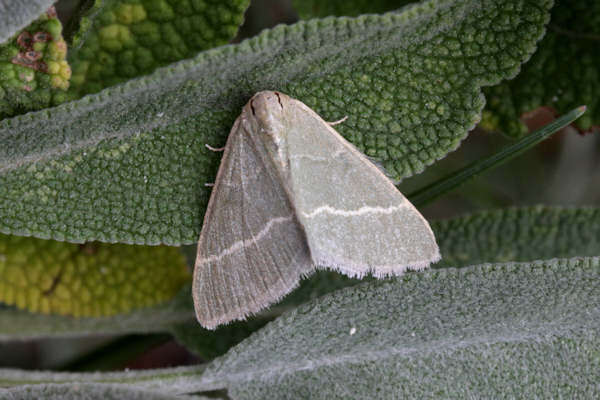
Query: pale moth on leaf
xmin=193 ymin=91 xmax=440 ymax=329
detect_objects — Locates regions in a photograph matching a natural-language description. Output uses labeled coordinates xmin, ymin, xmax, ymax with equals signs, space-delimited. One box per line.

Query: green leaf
xmin=3 ymin=205 xmax=597 ymax=345
xmin=0 ymin=5 xmax=72 ymax=118
xmin=0 ymin=0 xmax=56 ymax=44
xmin=0 ymin=235 xmax=190 ymax=317
xmin=139 ymin=205 xmax=600 ymax=359
xmin=0 ymin=383 xmax=210 ymax=400
xmin=483 ymin=0 xmax=600 ymax=136
xmin=3 ymin=257 xmax=600 ymax=398
xmin=0 ymin=0 xmax=552 ymax=245
xmin=169 ymin=269 xmax=364 ymax=360
xmin=210 ymin=257 xmax=600 ymax=398
xmin=435 ymin=206 xmax=600 ymax=267
xmin=0 ymin=284 xmax=193 ymax=340
xmin=293 ymin=0 xmax=409 ymax=18
xmin=68 ymin=0 xmax=251 ymax=96
xmin=0 ymin=364 xmax=207 ymax=394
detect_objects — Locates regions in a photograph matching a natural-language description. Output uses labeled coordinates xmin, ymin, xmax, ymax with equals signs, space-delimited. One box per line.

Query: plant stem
xmin=408 ymin=106 xmax=587 ymax=207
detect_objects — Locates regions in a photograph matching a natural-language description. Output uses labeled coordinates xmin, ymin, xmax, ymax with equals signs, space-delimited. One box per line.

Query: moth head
xmin=246 ymin=91 xmax=291 ymax=155
xmin=248 ymin=91 xmax=287 ymax=124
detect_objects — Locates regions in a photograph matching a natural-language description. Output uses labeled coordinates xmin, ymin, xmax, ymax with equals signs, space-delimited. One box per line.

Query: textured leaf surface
xmin=0 ymin=383 xmax=209 ymax=400
xmin=0 ymin=235 xmax=189 ymax=316
xmin=483 ymin=0 xmax=600 ymax=136
xmin=0 ymin=365 xmax=207 ymax=394
xmin=0 ymin=284 xmax=193 ymax=340
xmin=293 ymin=0 xmax=407 ymax=18
xmin=0 ymin=0 xmax=552 ymax=245
xmin=434 ymin=205 xmax=600 ymax=267
xmin=2 ymin=205 xmax=596 ymax=343
xmin=167 ymin=205 xmax=600 ymax=358
xmin=3 ymin=257 xmax=600 ymax=398
xmin=296 ymin=0 xmax=599 ymax=137
xmin=0 ymin=6 xmax=71 ymax=118
xmin=206 ymin=257 xmax=600 ymax=398
xmin=68 ymin=0 xmax=250 ymax=96
xmin=0 ymin=0 xmax=56 ymax=44
xmin=171 ymin=270 xmax=361 ymax=359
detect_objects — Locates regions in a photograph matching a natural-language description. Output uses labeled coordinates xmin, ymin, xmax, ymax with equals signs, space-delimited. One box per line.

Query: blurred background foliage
xmin=1 ymin=0 xmax=598 ymax=374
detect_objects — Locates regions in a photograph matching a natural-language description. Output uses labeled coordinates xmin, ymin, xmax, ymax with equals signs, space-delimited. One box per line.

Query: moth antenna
xmin=205 ymin=183 xmax=215 ymax=187
xmin=205 ymin=144 xmax=225 ymax=152
xmin=328 ymin=116 xmax=348 ymax=126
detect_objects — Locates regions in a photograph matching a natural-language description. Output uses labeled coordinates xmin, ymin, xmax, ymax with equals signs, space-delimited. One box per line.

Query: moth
xmin=193 ymin=91 xmax=440 ymax=329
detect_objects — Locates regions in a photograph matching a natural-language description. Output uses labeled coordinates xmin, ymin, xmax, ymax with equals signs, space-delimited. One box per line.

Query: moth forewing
xmin=282 ymin=95 xmax=440 ymax=277
xmin=193 ymin=91 xmax=439 ymax=329
xmin=192 ymin=102 xmax=313 ymax=330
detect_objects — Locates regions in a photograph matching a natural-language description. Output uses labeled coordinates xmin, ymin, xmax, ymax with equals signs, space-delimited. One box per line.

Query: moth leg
xmin=327 ymin=116 xmax=348 ymax=126
xmin=205 ymin=144 xmax=225 ymax=152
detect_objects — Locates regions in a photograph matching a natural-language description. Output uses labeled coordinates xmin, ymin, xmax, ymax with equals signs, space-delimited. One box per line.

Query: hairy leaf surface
xmin=0 ymin=0 xmax=56 ymax=44
xmin=483 ymin=0 xmax=600 ymax=136
xmin=171 ymin=205 xmax=600 ymax=358
xmin=0 ymin=383 xmax=209 ymax=400
xmin=435 ymin=205 xmax=600 ymax=267
xmin=296 ymin=0 xmax=598 ymax=136
xmin=2 ymin=205 xmax=597 ymax=343
xmin=2 ymin=257 xmax=600 ymax=398
xmin=0 ymin=364 xmax=207 ymax=394
xmin=208 ymin=257 xmax=600 ymax=398
xmin=0 ymin=0 xmax=552 ymax=245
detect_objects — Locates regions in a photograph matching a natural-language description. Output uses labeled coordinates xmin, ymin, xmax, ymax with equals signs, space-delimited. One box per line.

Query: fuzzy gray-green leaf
xmin=210 ymin=257 xmax=600 ymax=398
xmin=0 ymin=0 xmax=56 ymax=44
xmin=0 ymin=365 xmax=207 ymax=394
xmin=3 ymin=257 xmax=600 ymax=398
xmin=435 ymin=205 xmax=600 ymax=267
xmin=0 ymin=284 xmax=193 ymax=340
xmin=0 ymin=384 xmax=210 ymax=400
xmin=0 ymin=0 xmax=552 ymax=245
xmin=483 ymin=0 xmax=600 ymax=136
xmin=3 ymin=206 xmax=597 ymax=343
xmin=168 ymin=205 xmax=600 ymax=359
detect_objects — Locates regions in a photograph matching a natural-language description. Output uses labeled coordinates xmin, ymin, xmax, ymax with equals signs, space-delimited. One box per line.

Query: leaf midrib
xmin=201 ymin=322 xmax=588 ymax=388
